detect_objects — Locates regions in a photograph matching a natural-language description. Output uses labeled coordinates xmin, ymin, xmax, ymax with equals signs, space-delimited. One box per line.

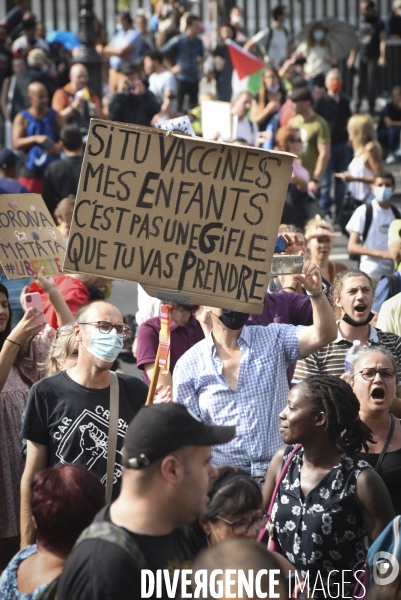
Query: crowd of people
xmin=1 ymin=0 xmax=401 ymax=599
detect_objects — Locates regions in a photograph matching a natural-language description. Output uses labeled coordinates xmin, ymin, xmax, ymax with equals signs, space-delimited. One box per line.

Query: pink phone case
xmin=24 ymin=292 xmax=44 ymax=325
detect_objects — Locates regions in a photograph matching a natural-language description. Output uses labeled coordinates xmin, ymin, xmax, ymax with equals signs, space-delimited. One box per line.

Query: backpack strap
xmin=265 ymin=27 xmax=273 ymax=54
xmin=362 ymin=203 xmax=373 ymax=243
xmin=386 ymin=274 xmax=400 ymax=299
xmin=73 ymin=521 xmax=147 ymax=569
xmin=391 ymin=204 xmax=401 ymax=220
xmin=106 ymin=371 xmax=119 ymax=504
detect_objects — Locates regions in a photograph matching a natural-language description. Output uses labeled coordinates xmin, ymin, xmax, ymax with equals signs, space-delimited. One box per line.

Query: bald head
xmin=70 ymin=63 xmax=89 ymax=91
xmin=193 ymin=540 xmax=287 ymax=599
xmin=28 ymin=82 xmax=48 ymax=110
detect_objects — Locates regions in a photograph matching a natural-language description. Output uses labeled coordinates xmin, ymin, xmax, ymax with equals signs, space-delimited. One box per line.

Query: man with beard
xmin=293 ymin=268 xmax=401 ymax=416
xmin=56 ymin=404 xmax=233 ymax=600
xmin=173 ymin=259 xmax=337 ymax=483
xmin=21 ymin=300 xmax=171 ymax=548
xmin=27 ymin=273 xmax=111 ymax=328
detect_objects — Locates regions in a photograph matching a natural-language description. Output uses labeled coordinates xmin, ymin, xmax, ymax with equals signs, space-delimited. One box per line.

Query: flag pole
xmin=145 ymin=344 xmax=161 ymax=406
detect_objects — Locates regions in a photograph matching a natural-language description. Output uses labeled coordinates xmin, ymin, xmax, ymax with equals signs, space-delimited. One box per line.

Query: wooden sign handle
xmin=145 ymin=344 xmax=161 ymax=406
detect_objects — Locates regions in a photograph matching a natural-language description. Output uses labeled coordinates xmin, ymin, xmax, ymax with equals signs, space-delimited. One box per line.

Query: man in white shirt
xmin=143 ymin=50 xmax=177 ymax=124
xmin=244 ymin=6 xmax=290 ymax=68
xmin=12 ymin=18 xmax=49 ymax=56
xmin=346 ymin=171 xmax=400 ymax=278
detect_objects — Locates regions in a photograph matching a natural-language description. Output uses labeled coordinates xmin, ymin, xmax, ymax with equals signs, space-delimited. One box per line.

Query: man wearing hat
xmin=0 ymin=148 xmax=28 ymax=194
xmin=289 ymin=86 xmax=331 ymax=199
xmin=12 ymin=17 xmax=50 ymax=56
xmin=57 ymin=403 xmax=234 ymax=600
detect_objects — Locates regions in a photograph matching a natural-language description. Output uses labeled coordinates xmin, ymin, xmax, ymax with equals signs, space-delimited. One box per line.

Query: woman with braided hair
xmin=262 ymin=375 xmax=394 ymax=599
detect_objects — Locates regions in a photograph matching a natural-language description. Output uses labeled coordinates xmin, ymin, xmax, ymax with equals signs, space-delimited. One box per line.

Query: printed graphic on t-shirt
xmin=54 ymin=405 xmax=129 ymax=486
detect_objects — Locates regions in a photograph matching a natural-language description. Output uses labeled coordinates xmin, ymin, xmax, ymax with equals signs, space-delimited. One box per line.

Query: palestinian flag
xmin=226 ymin=39 xmax=265 ymax=97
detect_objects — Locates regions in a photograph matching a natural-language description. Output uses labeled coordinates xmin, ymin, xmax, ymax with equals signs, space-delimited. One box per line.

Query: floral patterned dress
xmin=0 ymin=327 xmax=55 ymax=539
xmin=0 ymin=545 xmax=48 ymax=599
xmin=272 ymin=445 xmax=372 ymax=599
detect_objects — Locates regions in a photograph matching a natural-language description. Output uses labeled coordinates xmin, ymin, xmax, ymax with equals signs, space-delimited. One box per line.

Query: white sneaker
xmin=386 ymin=154 xmax=396 ymax=164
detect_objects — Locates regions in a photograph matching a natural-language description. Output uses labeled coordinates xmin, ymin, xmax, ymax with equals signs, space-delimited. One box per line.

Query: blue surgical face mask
xmin=82 ymin=329 xmax=123 ymax=362
xmin=266 ymin=83 xmax=280 ymax=93
xmin=374 ymin=186 xmax=393 ymax=202
xmin=116 ymin=23 xmax=123 ymax=32
xmin=313 ymin=30 xmax=325 ymax=41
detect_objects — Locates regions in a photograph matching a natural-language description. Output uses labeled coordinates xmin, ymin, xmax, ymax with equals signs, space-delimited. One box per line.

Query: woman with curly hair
xmin=263 ymin=375 xmax=394 ymax=599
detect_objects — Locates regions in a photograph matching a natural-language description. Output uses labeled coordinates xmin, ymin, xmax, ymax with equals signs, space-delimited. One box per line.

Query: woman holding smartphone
xmin=0 ymin=268 xmax=73 ymax=571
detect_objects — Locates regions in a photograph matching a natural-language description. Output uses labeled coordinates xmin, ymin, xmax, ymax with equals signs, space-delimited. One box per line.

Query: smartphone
xmin=274 ymin=236 xmax=286 ymax=253
xmin=24 ymin=292 xmax=44 ymax=325
xmin=270 ymin=255 xmax=304 ymax=276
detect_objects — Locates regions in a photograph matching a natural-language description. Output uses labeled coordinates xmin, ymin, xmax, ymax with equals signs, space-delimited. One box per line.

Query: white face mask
xmin=231 ymin=15 xmax=243 ymax=25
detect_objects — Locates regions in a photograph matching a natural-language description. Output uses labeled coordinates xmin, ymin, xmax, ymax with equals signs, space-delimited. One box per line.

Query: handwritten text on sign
xmin=64 ymin=121 xmax=294 ymax=313
xmin=0 ymin=194 xmax=66 ymax=279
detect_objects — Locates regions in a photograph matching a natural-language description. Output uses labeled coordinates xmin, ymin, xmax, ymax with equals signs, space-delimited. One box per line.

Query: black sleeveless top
xmin=359 ymin=447 xmax=401 ymax=515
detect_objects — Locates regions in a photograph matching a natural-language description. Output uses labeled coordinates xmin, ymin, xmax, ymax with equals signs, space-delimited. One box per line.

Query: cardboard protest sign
xmin=63 ymin=120 xmax=294 ymax=314
xmin=155 ymin=115 xmax=195 ymax=137
xmin=0 ymin=194 xmax=66 ymax=279
xmin=202 ymin=100 xmax=232 ymax=141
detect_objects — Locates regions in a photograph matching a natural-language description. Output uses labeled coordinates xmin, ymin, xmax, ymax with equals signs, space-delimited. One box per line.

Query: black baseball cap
xmin=123 ymin=404 xmax=235 ymax=469
xmin=0 ymin=149 xmax=18 ymax=169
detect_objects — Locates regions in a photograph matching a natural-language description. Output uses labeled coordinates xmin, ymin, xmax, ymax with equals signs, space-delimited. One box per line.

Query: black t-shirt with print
xmin=358 ymin=15 xmax=385 ymax=59
xmin=22 ymin=371 xmax=148 ymax=498
xmin=57 ymin=505 xmax=196 ymax=600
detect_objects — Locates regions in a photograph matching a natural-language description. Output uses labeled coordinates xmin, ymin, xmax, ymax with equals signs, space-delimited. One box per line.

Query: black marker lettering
xmin=136 ymin=172 xmax=161 ymax=209
xmin=75 ymin=199 xmax=91 ymax=228
xmin=239 ymin=151 xmax=258 ymax=183
xmin=88 ymin=123 xmax=107 ymax=156
xmin=248 ymin=234 xmax=268 ymax=262
xmin=83 ymin=162 xmax=104 ymax=193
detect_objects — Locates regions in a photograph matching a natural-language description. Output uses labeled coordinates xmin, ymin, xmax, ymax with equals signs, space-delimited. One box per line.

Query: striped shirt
xmin=293 ymin=325 xmax=401 ymax=384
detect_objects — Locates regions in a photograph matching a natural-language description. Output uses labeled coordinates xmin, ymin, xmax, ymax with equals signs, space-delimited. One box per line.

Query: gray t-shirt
xmin=148 ymin=70 xmax=177 ymax=118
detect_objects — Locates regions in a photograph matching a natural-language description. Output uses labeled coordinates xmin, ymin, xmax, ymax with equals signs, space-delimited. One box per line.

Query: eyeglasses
xmin=354 ymin=368 xmax=395 ymax=382
xmin=216 ymin=513 xmax=268 ymax=535
xmin=78 ymin=321 xmax=130 ymax=338
xmin=291 ymin=138 xmax=302 ymax=143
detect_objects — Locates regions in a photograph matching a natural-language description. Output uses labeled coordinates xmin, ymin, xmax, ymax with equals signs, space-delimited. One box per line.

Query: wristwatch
xmin=304 ymin=283 xmax=327 ymax=299
xmin=312 ymin=177 xmax=321 ymax=184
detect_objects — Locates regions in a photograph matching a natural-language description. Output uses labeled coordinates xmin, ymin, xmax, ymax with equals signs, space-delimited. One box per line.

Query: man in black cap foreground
xmin=57 ymin=404 xmax=234 ymax=600
xmin=0 ymin=148 xmax=28 ymax=194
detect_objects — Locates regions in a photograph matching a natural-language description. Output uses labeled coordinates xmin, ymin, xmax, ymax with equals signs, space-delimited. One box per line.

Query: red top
xmin=28 ymin=275 xmax=90 ymax=328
